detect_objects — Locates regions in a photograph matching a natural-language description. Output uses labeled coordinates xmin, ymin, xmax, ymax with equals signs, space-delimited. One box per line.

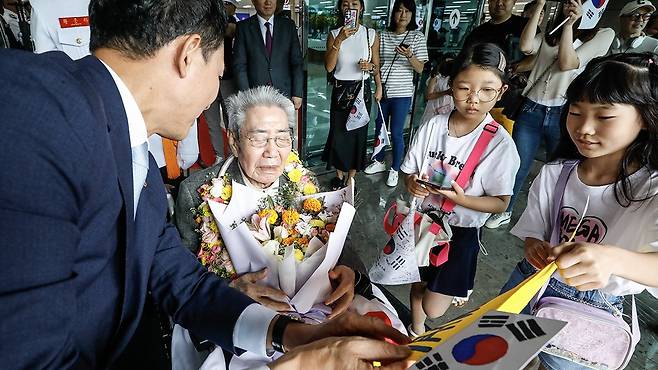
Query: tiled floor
xmin=315 ymin=159 xmax=658 ymax=369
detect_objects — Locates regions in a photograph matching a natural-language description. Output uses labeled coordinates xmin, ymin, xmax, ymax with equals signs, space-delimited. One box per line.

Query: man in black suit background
xmin=232 ymin=0 xmax=303 ymax=110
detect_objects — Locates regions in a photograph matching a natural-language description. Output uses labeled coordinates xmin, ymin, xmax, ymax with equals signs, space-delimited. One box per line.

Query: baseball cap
xmin=620 ymin=0 xmax=656 ymax=17
xmin=224 ymin=0 xmax=239 ymax=8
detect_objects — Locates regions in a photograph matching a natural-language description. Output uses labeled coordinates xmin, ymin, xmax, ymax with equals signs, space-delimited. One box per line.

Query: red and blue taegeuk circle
xmin=592 ymin=0 xmax=606 ymax=9
xmin=451 ymin=334 xmax=509 ymax=365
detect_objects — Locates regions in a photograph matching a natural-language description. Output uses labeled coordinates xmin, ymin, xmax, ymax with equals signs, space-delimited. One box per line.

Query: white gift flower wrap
xmin=207 ymin=180 xmax=356 ymax=314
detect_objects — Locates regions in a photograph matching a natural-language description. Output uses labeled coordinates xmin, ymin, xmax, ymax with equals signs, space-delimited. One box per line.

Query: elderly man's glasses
xmin=451 ymin=87 xmax=502 ymax=102
xmin=244 ymin=134 xmax=293 ymax=148
xmin=626 ymin=12 xmax=653 ymax=21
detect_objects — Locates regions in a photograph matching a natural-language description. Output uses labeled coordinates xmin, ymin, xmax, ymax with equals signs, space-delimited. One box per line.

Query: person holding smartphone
xmin=484 ymin=0 xmax=614 ymax=229
xmin=323 ymin=0 xmax=382 ymax=190
xmin=364 ymin=0 xmax=428 ymax=187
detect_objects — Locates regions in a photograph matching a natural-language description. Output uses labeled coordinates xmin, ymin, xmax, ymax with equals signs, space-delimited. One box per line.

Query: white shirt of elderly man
xmin=30 ymin=0 xmax=91 ymax=59
xmin=610 ymin=0 xmax=658 ymax=54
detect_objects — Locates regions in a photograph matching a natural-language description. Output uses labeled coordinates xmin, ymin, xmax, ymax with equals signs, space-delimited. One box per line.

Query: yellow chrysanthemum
xmin=287 ymin=152 xmax=301 ymax=164
xmin=294 ymin=248 xmax=304 ymax=262
xmin=303 ymin=182 xmax=317 ymax=195
xmin=303 ymin=198 xmax=322 ymax=213
xmin=258 ymin=209 xmax=278 ymax=224
xmin=309 ymin=219 xmax=325 ymax=228
xmin=200 ymin=203 xmax=212 ymax=216
xmin=282 ymin=209 xmax=300 ymax=225
xmin=282 ymin=236 xmax=295 ymax=246
xmin=220 ymin=185 xmax=232 ymax=201
xmin=288 ymin=168 xmax=303 ymax=183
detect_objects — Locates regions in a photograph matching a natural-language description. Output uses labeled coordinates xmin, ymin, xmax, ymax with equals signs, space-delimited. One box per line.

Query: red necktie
xmin=265 ymin=21 xmax=272 ymax=57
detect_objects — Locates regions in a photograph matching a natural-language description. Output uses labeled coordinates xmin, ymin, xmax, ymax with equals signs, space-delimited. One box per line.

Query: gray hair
xmin=225 ymin=86 xmax=296 ymax=138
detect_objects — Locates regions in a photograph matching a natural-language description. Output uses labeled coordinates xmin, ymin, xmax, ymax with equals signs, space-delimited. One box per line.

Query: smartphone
xmin=415 ymin=179 xmax=452 ymax=191
xmin=399 ymin=43 xmax=410 ymax=49
xmin=344 ymin=9 xmax=357 ymax=29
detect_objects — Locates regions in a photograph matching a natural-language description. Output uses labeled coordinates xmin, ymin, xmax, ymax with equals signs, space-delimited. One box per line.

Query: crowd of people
xmin=1 ymin=0 xmax=658 ymax=369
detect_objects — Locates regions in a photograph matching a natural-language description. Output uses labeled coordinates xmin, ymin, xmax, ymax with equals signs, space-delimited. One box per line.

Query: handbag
xmin=502 ymin=60 xmax=554 ymax=120
xmin=531 ymin=160 xmax=640 ymax=370
xmin=382 ymin=199 xmax=451 ymax=267
xmin=334 ymin=80 xmax=362 ymax=110
xmin=500 ymin=68 xmax=528 ymax=119
xmin=535 ymin=296 xmax=638 ymax=370
xmin=382 ymin=119 xmax=501 ymax=267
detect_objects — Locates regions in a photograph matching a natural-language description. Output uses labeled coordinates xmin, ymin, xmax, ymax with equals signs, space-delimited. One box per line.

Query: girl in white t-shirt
xmin=501 ymin=53 xmax=658 ymax=370
xmin=420 ymin=57 xmax=454 ymax=125
xmin=402 ymin=43 xmax=520 ymax=336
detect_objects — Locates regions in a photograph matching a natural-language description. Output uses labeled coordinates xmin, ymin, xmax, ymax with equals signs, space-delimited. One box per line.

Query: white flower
xmin=295 ymin=221 xmax=312 ymax=236
xmin=251 ymin=215 xmax=271 ymax=242
xmin=273 ymin=226 xmax=289 ymax=239
xmin=318 ymin=210 xmax=337 ymax=224
xmin=209 ymin=182 xmax=223 ymax=198
xmin=262 ymin=239 xmax=280 ymax=256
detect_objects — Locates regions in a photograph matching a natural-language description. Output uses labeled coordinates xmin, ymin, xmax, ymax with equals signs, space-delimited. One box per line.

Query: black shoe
xmin=330 ymin=176 xmax=344 ymax=190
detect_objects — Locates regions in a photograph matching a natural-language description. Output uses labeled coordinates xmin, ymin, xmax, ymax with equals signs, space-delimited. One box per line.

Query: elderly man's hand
xmin=325 ymin=265 xmax=355 ymax=318
xmin=229 ymin=268 xmax=291 ymax=311
xmin=269 ymin=336 xmax=412 ymax=370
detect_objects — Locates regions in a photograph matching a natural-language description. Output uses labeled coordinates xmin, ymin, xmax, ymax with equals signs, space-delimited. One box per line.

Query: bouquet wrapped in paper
xmin=198 ymin=155 xmax=355 ymax=314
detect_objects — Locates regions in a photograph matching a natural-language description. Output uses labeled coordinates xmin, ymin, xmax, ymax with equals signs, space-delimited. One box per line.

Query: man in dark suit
xmin=0 ymin=0 xmax=409 ymax=369
xmin=232 ymin=0 xmax=304 ymax=109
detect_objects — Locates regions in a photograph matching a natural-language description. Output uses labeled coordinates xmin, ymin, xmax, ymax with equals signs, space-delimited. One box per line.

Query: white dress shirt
xmin=256 ymin=14 xmax=274 ymax=45
xmin=148 ymin=122 xmax=199 ymax=171
xmin=99 ymin=60 xmax=278 ymax=357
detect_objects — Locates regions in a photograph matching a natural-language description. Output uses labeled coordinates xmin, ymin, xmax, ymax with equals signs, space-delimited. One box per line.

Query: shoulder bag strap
xmin=440 ymin=119 xmax=500 ymax=214
xmin=550 ymin=160 xmax=579 ymax=245
xmin=525 ymin=42 xmax=584 ymax=98
xmin=532 ymin=160 xmax=579 ymax=305
xmin=381 ymin=31 xmax=410 ymax=86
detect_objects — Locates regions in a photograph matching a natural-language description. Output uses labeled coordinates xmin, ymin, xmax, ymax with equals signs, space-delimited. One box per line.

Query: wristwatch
xmin=271 ymin=315 xmax=300 ymax=353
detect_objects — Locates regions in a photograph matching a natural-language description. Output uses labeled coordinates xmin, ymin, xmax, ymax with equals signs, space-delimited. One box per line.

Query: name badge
xmin=58 ymin=16 xmax=90 ymax=29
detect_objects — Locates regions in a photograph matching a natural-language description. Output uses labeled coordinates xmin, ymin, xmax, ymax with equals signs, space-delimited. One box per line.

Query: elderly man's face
xmin=231 ymin=105 xmax=292 ymax=188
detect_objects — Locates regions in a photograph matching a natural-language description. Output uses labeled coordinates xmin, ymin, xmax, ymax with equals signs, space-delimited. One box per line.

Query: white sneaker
xmin=484 ymin=212 xmax=512 ymax=229
xmin=386 ymin=170 xmax=399 ymax=187
xmin=364 ymin=160 xmax=387 ymax=175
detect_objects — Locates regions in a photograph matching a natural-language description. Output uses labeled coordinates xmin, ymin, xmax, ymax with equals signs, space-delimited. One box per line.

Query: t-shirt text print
xmin=400 ymin=112 xmax=519 ymax=228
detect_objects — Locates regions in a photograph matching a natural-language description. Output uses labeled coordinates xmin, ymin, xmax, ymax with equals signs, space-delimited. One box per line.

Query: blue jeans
xmin=374 ymin=97 xmax=412 ymax=171
xmin=507 ymin=100 xmax=565 ymax=212
xmin=501 ymin=259 xmax=625 ymax=370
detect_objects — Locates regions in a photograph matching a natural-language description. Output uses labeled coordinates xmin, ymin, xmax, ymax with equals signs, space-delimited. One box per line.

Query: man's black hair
xmin=89 ymin=0 xmax=228 ymax=60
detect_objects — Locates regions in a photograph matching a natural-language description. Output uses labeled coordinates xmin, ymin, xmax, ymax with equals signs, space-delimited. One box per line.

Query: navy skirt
xmin=419 ymin=226 xmax=480 ymax=297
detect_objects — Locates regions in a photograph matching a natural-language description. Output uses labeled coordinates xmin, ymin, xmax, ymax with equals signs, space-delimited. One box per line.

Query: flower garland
xmin=193 ymin=152 xmax=319 ymax=279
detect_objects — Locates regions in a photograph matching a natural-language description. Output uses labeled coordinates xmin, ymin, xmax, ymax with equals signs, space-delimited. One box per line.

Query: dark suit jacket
xmin=0 ymin=50 xmax=255 ymax=369
xmin=232 ymin=14 xmax=304 ymax=98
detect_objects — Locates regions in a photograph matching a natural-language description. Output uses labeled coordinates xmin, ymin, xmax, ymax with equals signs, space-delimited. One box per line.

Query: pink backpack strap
xmin=441 ymin=120 xmax=500 ymax=213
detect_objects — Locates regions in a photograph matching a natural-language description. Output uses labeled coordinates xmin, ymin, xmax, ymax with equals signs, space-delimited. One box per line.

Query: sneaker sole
xmin=364 ymin=169 xmax=387 ymax=175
